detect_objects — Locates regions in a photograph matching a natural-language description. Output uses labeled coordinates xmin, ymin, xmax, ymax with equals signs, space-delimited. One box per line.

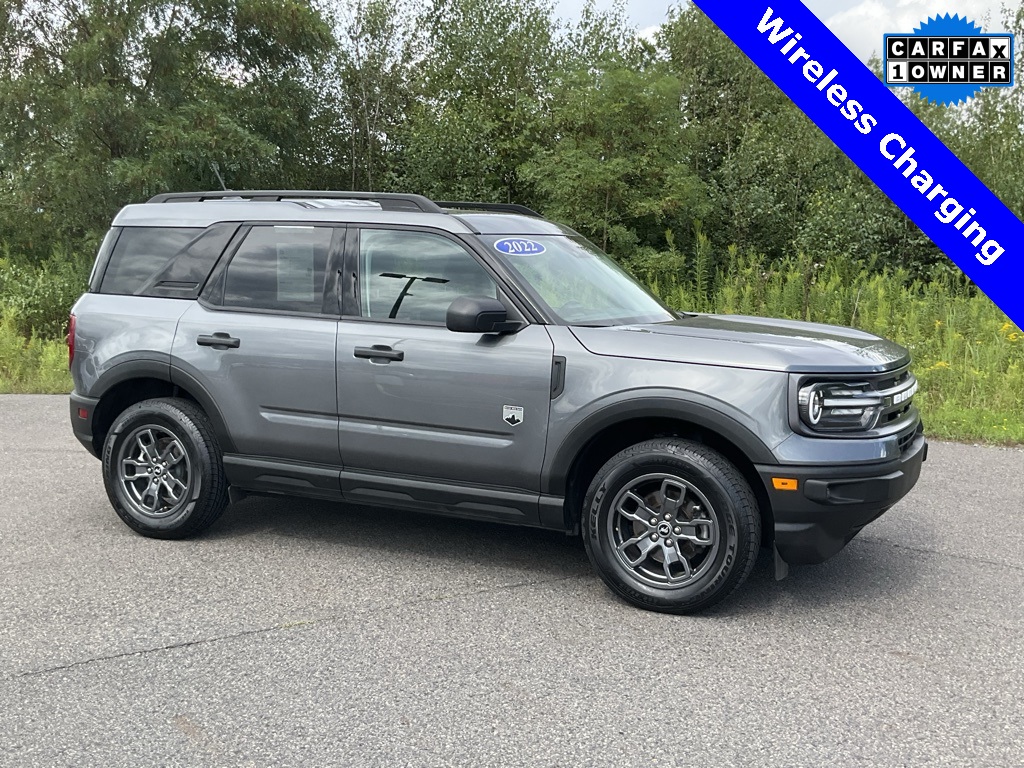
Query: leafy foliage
xmin=4 ymin=0 xmax=1023 ymax=268
xmin=0 ymin=0 xmax=333 ymax=251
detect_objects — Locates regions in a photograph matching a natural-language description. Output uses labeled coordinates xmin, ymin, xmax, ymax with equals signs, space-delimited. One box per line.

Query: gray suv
xmin=69 ymin=191 xmax=927 ymax=613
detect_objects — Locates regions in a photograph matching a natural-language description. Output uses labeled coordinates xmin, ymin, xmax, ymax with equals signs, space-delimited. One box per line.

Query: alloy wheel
xmin=607 ymin=472 xmax=721 ymax=587
xmin=116 ymin=425 xmax=192 ymax=519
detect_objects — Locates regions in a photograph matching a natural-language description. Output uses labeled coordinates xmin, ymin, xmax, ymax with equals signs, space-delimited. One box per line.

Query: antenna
xmin=210 ymin=162 xmax=229 ymax=192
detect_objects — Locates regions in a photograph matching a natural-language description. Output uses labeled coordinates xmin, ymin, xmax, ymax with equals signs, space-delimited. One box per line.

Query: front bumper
xmin=756 ymin=431 xmax=927 ymax=565
xmin=70 ymin=391 xmax=100 ymax=457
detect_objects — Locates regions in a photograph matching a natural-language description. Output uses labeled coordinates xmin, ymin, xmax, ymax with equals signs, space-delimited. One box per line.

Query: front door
xmin=335 ymin=226 xmax=554 ymax=521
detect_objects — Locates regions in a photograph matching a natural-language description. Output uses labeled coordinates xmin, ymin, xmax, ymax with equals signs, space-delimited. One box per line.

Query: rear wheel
xmin=101 ymin=397 xmax=228 ymax=538
xmin=582 ymin=438 xmax=760 ymax=614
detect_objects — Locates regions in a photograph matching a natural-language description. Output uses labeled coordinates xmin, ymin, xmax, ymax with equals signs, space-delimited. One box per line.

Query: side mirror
xmin=446 ymin=296 xmax=519 ymax=333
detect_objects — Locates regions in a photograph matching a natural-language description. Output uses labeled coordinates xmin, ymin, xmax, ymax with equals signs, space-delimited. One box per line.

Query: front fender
xmin=542 ymin=389 xmax=782 ymax=497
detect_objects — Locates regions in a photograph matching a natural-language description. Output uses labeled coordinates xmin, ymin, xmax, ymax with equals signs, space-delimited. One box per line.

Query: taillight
xmin=67 ymin=314 xmax=76 ymax=368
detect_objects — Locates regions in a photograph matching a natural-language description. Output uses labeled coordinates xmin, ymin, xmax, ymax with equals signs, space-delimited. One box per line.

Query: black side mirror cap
xmin=446 ymin=296 xmax=521 ymax=333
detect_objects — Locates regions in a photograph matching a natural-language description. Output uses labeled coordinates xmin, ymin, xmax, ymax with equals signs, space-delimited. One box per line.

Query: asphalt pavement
xmin=1 ymin=394 xmax=1023 ymax=766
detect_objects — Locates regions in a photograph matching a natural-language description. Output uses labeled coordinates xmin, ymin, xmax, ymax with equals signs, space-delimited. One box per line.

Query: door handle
xmin=197 ymin=333 xmax=241 ymax=349
xmin=354 ymin=345 xmax=404 ymax=362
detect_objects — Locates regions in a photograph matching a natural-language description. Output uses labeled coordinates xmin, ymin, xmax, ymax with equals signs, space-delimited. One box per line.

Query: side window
xmin=358 ymin=229 xmax=497 ymax=323
xmin=89 ymin=228 xmax=120 ymax=292
xmin=143 ymin=223 xmax=238 ymax=297
xmin=99 ymin=227 xmax=202 ymax=295
xmin=222 ymin=225 xmax=334 ymax=313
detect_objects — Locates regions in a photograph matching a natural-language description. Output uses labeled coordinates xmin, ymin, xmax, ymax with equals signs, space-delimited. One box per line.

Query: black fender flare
xmin=542 ymin=395 xmax=777 ymax=497
xmin=90 ymin=359 xmax=236 ymax=453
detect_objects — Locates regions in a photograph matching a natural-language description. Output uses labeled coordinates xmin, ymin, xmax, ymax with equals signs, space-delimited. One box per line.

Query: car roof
xmin=112 ymin=201 xmax=476 ymax=233
xmin=112 ymin=192 xmax=582 ymax=237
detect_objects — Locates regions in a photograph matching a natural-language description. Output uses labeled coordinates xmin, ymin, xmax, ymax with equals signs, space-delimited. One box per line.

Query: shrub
xmin=0 ymin=244 xmax=91 ymax=339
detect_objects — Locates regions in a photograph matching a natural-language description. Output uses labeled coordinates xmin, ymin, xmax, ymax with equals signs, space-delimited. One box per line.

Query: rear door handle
xmin=354 ymin=345 xmax=404 ymax=362
xmin=197 ymin=333 xmax=240 ymax=349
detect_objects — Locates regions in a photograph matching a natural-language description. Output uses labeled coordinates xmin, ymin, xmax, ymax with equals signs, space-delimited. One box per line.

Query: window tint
xmin=222 ymin=225 xmax=334 ymax=313
xmin=143 ymin=223 xmax=239 ymax=296
xmin=89 ymin=228 xmax=121 ymax=292
xmin=100 ymin=227 xmax=202 ymax=295
xmin=358 ymin=229 xmax=496 ymax=323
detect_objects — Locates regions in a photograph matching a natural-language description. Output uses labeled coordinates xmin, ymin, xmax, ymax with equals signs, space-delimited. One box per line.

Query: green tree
xmin=521 ymin=65 xmax=706 ymax=254
xmin=0 ymin=0 xmax=333 ymax=254
xmin=396 ymin=0 xmax=561 ymax=202
xmin=328 ymin=0 xmax=420 ymax=191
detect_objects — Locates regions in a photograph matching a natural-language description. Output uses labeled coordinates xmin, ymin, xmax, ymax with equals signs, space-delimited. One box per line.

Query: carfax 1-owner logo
xmin=884 ymin=14 xmax=1015 ymax=105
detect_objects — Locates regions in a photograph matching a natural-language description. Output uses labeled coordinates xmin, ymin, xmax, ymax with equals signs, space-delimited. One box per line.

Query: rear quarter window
xmin=98 ymin=225 xmax=237 ymax=297
xmin=88 ymin=228 xmax=121 ymax=292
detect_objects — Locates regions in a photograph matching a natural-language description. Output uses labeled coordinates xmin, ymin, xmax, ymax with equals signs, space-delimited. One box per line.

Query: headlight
xmin=797 ymin=382 xmax=884 ymax=432
xmin=803 ymin=387 xmax=824 ymax=425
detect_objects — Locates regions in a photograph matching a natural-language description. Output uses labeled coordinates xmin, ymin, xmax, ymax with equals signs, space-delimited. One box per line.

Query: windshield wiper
xmin=379 ymin=272 xmax=449 ymax=318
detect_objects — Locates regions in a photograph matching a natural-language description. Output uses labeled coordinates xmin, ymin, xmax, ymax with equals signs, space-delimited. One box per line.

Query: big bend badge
xmin=502 ymin=405 xmax=524 ymax=427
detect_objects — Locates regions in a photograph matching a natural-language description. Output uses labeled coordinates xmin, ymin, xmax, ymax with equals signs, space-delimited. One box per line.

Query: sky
xmin=552 ymin=0 xmax=1011 ymax=61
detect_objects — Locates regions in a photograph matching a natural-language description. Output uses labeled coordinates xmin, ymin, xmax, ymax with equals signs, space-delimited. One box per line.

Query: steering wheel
xmin=556 ymin=300 xmax=587 ymax=318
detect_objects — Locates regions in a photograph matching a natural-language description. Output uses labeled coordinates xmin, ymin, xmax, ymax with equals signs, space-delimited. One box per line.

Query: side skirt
xmin=222 ymin=454 xmax=567 ymax=531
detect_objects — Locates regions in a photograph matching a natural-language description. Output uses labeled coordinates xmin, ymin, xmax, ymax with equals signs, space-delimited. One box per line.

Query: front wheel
xmin=101 ymin=397 xmax=228 ymax=539
xmin=582 ymin=438 xmax=761 ymax=614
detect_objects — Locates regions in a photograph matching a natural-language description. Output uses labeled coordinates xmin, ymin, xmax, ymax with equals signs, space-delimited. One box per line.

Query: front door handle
xmin=197 ymin=332 xmax=240 ymax=350
xmin=354 ymin=345 xmax=404 ymax=362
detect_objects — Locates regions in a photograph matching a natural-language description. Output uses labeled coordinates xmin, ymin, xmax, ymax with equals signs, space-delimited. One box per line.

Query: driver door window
xmin=357 ymin=229 xmax=497 ymax=323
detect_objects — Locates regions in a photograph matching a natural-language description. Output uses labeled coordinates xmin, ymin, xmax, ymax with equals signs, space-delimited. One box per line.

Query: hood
xmin=571 ymin=314 xmax=910 ymax=373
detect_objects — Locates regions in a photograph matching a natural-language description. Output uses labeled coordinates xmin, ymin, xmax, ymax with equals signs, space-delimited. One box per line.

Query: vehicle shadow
xmin=718 ymin=535 xmax=922 ymax=616
xmin=206 ymin=494 xmax=593 ymax=582
xmin=207 ymin=495 xmax=920 ymax=612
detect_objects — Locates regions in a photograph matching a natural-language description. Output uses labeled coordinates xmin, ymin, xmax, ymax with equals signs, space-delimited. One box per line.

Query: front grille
xmin=871 ymin=367 xmax=918 ymax=429
xmin=874 ymin=368 xmax=913 ymax=392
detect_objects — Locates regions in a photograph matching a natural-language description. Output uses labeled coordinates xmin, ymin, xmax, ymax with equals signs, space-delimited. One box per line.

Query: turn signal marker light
xmin=772 ymin=477 xmax=799 ymax=491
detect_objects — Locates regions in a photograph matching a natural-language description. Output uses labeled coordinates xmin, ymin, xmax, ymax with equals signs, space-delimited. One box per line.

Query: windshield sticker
xmin=494 ymin=237 xmax=546 ymax=256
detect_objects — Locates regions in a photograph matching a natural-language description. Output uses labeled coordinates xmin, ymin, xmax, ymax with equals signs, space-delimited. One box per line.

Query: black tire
xmin=101 ymin=397 xmax=228 ymax=539
xmin=582 ymin=438 xmax=760 ymax=614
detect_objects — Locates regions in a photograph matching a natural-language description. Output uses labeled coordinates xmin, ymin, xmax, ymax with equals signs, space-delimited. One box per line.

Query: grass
xmin=1 ymin=241 xmax=1021 ymax=443
xmin=0 ymin=316 xmax=73 ymax=393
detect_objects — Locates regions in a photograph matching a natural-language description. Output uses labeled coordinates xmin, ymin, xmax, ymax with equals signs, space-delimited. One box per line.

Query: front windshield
xmin=485 ymin=235 xmax=675 ymax=326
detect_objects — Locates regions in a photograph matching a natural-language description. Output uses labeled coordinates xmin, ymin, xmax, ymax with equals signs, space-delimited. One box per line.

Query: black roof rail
xmin=435 ymin=200 xmax=542 ymax=218
xmin=146 ymin=190 xmax=446 ymax=214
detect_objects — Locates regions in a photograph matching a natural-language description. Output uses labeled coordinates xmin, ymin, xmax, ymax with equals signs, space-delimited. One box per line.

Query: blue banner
xmin=692 ymin=0 xmax=1024 ymax=329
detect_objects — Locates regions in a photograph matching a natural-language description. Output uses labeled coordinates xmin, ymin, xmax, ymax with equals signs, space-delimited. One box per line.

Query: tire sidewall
xmin=584 ymin=446 xmax=744 ymax=611
xmin=102 ymin=401 xmax=209 ymax=534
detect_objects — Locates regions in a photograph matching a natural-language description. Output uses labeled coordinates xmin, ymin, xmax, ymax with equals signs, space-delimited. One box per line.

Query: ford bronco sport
xmin=69 ymin=190 xmax=927 ymax=613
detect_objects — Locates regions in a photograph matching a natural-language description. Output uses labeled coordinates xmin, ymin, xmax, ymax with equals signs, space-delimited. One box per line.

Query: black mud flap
xmin=774 ymin=545 xmax=790 ymax=581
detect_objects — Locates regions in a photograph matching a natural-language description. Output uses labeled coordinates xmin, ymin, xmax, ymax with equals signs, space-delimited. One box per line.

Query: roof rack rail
xmin=146 ymin=190 xmax=446 ymax=214
xmin=435 ymin=200 xmax=542 ymax=218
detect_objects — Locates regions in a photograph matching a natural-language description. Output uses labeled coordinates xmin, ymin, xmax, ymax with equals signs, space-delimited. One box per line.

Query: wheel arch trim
xmin=543 ymin=395 xmax=778 ymax=497
xmin=88 ymin=359 xmax=236 ymax=453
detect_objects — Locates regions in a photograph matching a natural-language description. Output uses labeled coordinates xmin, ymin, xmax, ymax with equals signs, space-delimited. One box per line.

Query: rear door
xmin=335 ymin=226 xmax=554 ymax=522
xmin=172 ymin=224 xmax=343 ymax=468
